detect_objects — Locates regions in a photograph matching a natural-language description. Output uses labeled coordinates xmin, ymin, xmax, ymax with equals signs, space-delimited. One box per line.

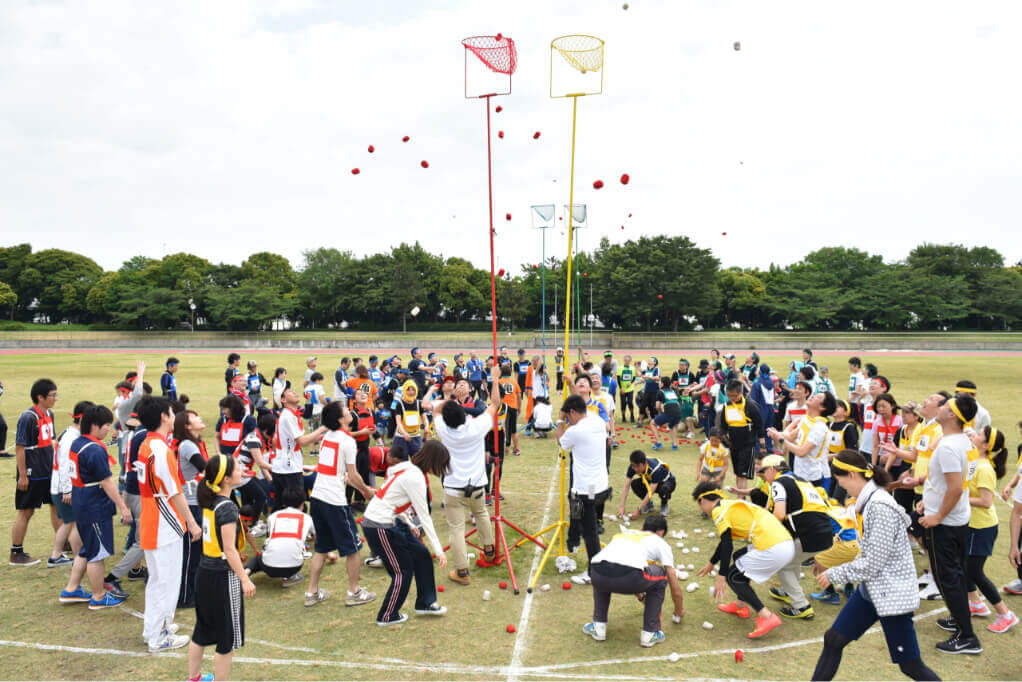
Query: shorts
xmin=966 ymin=524 xmax=997 ymax=557
xmin=735 ymin=539 xmax=795 ymax=584
xmin=192 ymin=567 xmax=245 ymax=655
xmin=51 ymin=493 xmax=75 ymax=523
xmin=77 ymin=514 xmax=114 ymax=563
xmin=309 ymin=498 xmax=360 ymax=556
xmin=14 ymin=476 xmax=52 ymax=510
xmin=653 ymin=412 xmax=681 ymax=429
xmin=731 ymin=445 xmax=756 ymax=480
xmin=814 ymin=539 xmax=860 ymax=569
xmin=832 ymin=584 xmax=920 ymax=664
xmin=701 ymin=467 xmax=725 ymax=480
xmin=485 ymin=431 xmax=506 ymax=459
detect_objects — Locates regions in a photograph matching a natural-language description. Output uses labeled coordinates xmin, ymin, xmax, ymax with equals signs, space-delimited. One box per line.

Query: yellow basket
xmin=550 ymin=34 xmax=604 ymax=97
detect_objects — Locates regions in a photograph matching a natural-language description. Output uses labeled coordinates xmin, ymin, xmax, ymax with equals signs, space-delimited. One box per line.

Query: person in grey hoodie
xmin=812 ymin=449 xmax=940 ymax=681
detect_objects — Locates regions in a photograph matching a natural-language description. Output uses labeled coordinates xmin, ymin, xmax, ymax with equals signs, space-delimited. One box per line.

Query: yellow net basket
xmin=552 ymin=35 xmax=604 ymax=74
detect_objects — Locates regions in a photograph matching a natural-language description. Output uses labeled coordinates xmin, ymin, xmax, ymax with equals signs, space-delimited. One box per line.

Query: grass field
xmin=0 ymin=350 xmax=1020 ymax=680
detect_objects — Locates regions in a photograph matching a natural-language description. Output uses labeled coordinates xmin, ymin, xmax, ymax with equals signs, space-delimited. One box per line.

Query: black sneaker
xmin=780 ymin=604 xmax=815 ymax=620
xmin=935 ymin=633 xmax=982 ymax=655
xmin=936 ymin=617 xmax=958 ymax=633
xmin=597 ymin=522 xmax=605 ymax=535
xmin=127 ymin=566 xmax=148 ymax=582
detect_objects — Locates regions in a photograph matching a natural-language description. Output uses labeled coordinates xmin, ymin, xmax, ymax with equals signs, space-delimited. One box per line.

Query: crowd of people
xmin=3 ymin=345 xmax=1022 ymax=681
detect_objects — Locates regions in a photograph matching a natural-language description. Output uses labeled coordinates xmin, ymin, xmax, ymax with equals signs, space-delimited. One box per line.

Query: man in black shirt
xmin=616 ymin=450 xmax=677 ymax=518
xmin=224 ymin=353 xmax=241 ymax=394
xmin=515 ymin=349 xmax=531 ymax=394
xmin=406 ymin=348 xmax=428 ymax=395
xmin=757 ymin=455 xmax=832 ymax=621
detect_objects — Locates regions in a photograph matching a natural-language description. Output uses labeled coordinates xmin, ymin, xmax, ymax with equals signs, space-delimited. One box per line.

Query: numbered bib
xmin=403 ymin=412 xmax=420 ymax=428
xmin=725 ymin=405 xmax=742 ymax=422
xmin=222 ymin=427 xmax=242 ymax=442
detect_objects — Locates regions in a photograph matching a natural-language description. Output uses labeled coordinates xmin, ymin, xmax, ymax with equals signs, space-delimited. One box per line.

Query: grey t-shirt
xmin=178 ymin=440 xmax=204 ymax=506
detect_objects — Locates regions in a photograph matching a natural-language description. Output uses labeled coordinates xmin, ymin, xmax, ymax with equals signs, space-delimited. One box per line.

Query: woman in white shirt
xmin=362 ymin=440 xmax=449 ymax=626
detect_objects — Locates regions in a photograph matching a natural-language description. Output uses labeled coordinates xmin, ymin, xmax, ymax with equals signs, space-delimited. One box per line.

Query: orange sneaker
xmin=748 ymin=612 xmax=782 ymax=639
xmin=718 ymin=601 xmax=751 ymax=619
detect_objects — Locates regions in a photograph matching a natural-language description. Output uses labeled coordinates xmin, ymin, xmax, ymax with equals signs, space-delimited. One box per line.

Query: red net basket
xmin=462 ymin=35 xmax=518 ymax=75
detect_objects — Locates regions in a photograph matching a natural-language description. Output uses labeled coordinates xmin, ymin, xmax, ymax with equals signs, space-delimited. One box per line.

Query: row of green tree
xmin=0 ymin=240 xmax=1019 ymax=331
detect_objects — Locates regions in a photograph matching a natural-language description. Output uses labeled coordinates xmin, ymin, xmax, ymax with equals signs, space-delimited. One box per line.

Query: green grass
xmin=0 ymin=351 xmax=1019 ymax=680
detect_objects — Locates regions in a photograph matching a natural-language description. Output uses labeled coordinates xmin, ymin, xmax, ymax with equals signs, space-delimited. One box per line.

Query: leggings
xmin=966 ymin=554 xmax=1003 ymax=606
xmin=813 ymin=629 xmax=939 ymax=681
xmin=619 ymin=392 xmax=634 ymax=421
xmin=726 ymin=548 xmax=763 ymax=612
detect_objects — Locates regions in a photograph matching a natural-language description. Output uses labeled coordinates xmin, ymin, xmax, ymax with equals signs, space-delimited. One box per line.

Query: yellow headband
xmin=949 ymin=399 xmax=967 ymax=425
xmin=988 ymin=427 xmax=999 ymax=461
xmin=206 ymin=455 xmax=228 ymax=493
xmin=697 ymin=488 xmax=725 ymax=501
xmin=955 ymin=386 xmax=977 ymax=395
xmin=832 ymin=458 xmax=873 ymax=478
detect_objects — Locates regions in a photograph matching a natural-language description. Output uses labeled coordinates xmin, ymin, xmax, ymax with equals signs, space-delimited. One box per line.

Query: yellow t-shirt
xmin=700 ymin=442 xmax=730 ymax=472
xmin=712 ymin=499 xmax=791 ymax=552
xmin=912 ymin=420 xmax=942 ymax=495
xmin=968 ymin=458 xmax=998 ymax=530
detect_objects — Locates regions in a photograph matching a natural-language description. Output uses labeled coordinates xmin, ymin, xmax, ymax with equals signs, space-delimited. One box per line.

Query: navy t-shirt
xmin=70 ymin=436 xmax=115 ymax=518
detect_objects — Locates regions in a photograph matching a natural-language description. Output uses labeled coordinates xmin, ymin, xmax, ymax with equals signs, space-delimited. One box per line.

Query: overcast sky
xmin=2 ymin=1 xmax=1020 ymax=276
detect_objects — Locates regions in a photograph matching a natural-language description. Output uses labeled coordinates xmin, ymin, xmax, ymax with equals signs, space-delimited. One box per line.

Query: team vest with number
xmin=350 ymin=408 xmax=375 ymax=443
xmin=219 ymin=420 xmax=246 ymax=452
xmin=827 ymin=422 xmax=855 ymax=455
xmin=702 ymin=443 xmax=729 ymax=470
xmin=724 ymin=398 xmax=751 ymax=428
xmin=712 ymin=499 xmax=791 ymax=551
xmin=396 ymin=400 xmax=422 ymax=436
xmin=874 ymin=416 xmax=900 ymax=448
xmin=861 ymin=404 xmax=876 ymax=431
xmin=202 ymin=499 xmax=245 ymax=559
xmin=776 ymin=473 xmax=831 ymax=519
xmin=964 ymin=446 xmax=981 ymax=492
xmin=637 ymin=460 xmax=671 ymax=493
xmin=69 ymin=436 xmax=107 ymax=488
xmin=268 ymin=510 xmax=307 ymax=541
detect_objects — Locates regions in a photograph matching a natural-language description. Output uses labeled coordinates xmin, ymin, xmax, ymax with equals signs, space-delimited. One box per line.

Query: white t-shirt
xmin=532 ymin=402 xmax=553 ymax=430
xmin=848 ymin=372 xmax=867 ymax=402
xmin=784 ymin=401 xmax=807 ymax=427
xmin=970 ymin=402 xmax=991 ymax=435
xmin=273 ymin=409 xmax=305 ymax=475
xmin=310 ymin=430 xmax=357 ymax=506
xmin=304 ymin=367 xmax=315 ymax=386
xmin=793 ymin=417 xmax=829 ymax=482
xmin=559 ymin=414 xmax=610 ymax=497
xmin=261 ymin=508 xmax=315 ymax=568
xmin=436 ymin=412 xmax=493 ymax=489
xmin=52 ymin=426 xmax=79 ymax=495
xmin=304 ymin=384 xmax=326 ymax=416
xmin=1013 ymin=462 xmax=1022 ymax=505
xmin=859 ymin=398 xmax=876 ymax=454
xmin=591 ymin=530 xmax=674 ymax=571
xmin=923 ymin=432 xmax=971 ymax=526
xmin=532 ymin=370 xmax=548 ymax=399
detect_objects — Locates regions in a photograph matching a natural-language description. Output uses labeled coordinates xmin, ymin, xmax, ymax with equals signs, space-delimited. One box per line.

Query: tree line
xmin=0 ymin=239 xmax=1019 ymax=332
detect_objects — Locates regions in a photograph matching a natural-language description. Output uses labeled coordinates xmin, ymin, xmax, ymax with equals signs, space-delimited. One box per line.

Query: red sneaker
xmin=748 ymin=612 xmax=782 ymax=639
xmin=718 ymin=601 xmax=751 ymax=619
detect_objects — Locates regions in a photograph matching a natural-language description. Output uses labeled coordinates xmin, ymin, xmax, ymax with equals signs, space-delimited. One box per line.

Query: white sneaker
xmin=571 ymin=572 xmax=591 ymax=585
xmin=142 ymin=624 xmax=179 ymax=643
xmin=149 ymin=633 xmax=189 ymax=653
xmin=917 ymin=570 xmax=934 ymax=587
xmin=639 ymin=629 xmax=665 ymax=648
xmin=919 ymin=582 xmax=943 ymax=601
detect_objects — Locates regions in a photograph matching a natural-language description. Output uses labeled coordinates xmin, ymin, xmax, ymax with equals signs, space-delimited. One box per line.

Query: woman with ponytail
xmin=811 ymin=450 xmax=939 ymax=681
xmin=964 ymin=426 xmax=1017 ymax=633
xmin=187 ymin=455 xmax=254 ymax=682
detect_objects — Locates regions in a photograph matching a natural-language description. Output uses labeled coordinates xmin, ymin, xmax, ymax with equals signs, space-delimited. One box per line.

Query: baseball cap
xmin=603 ymin=350 xmax=613 ymax=357
xmin=369 ymin=355 xmax=378 ymax=363
xmin=757 ymin=455 xmax=786 ymax=472
xmin=306 ymin=356 xmax=317 ymax=364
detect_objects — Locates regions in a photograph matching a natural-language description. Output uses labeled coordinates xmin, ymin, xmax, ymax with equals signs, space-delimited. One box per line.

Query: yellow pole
xmin=563 ymin=94 xmax=579 ymax=361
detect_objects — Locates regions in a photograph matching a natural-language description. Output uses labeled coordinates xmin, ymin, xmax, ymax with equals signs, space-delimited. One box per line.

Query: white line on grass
xmin=525 ymin=606 xmax=949 ymax=673
xmin=506 ymin=451 xmax=565 ymax=682
xmin=0 ymin=607 xmax=946 ymax=680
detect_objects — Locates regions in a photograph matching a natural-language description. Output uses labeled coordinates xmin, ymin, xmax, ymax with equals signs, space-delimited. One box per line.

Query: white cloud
xmin=1 ymin=0 xmax=1019 ymax=275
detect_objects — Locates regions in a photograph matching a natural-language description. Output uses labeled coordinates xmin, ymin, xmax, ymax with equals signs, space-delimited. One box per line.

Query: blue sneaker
xmin=88 ymin=592 xmax=127 ymax=610
xmin=582 ymin=622 xmax=606 ymax=641
xmin=811 ymin=589 xmax=841 ymax=605
xmin=671 ymin=444 xmax=679 ymax=451
xmin=191 ymin=674 xmax=214 ymax=681
xmin=651 ymin=442 xmax=663 ymax=451
xmin=104 ymin=578 xmax=129 ymax=599
xmin=59 ymin=587 xmax=92 ymax=604
xmin=47 ymin=555 xmax=73 ymax=568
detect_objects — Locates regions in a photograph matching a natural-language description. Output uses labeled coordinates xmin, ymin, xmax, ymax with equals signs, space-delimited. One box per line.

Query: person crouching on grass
xmin=616 ymin=450 xmax=677 ymax=521
xmin=693 ymin=482 xmax=793 ymax=639
xmin=362 ymin=441 xmax=449 ymax=626
xmin=187 ymin=454 xmax=255 ymax=682
xmin=58 ymin=405 xmax=132 ymax=609
xmin=582 ymin=514 xmax=686 ymax=648
xmin=810 ymin=450 xmax=940 ymax=681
